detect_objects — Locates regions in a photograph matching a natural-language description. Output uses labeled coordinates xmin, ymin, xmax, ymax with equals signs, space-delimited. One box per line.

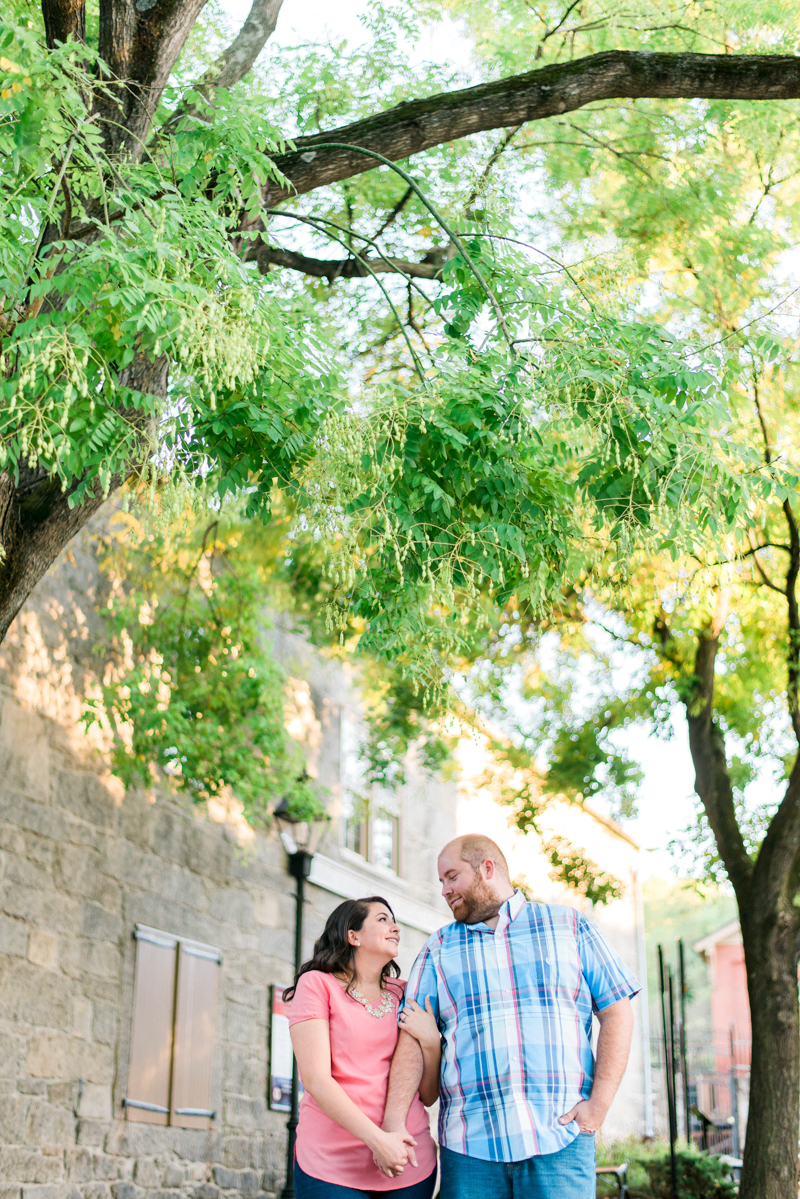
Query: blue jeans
xmin=439 ymin=1135 xmax=596 ymax=1199
xmin=293 ymin=1160 xmax=437 ymax=1199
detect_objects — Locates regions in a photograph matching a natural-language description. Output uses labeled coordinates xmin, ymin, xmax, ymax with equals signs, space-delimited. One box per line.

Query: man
xmin=382 ymin=834 xmax=640 ymax=1199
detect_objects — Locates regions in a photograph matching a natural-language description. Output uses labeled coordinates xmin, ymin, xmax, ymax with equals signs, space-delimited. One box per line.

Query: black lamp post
xmin=274 ymin=797 xmax=330 ymax=1199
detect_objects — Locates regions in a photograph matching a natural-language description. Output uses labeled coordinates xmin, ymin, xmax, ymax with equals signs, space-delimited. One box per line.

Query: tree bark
xmin=683 ymin=607 xmax=800 ymax=1199
xmin=250 ymin=50 xmax=800 ymax=213
xmin=0 ymin=354 xmax=167 ymax=642
xmin=739 ymin=900 xmax=800 ymax=1199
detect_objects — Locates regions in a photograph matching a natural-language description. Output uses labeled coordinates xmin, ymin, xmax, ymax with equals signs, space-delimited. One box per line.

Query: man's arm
xmin=558 ymin=996 xmax=635 ymax=1133
xmin=381 ymin=1030 xmax=424 ymax=1165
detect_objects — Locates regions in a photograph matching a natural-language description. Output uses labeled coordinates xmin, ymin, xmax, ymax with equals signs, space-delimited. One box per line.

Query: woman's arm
xmin=398 ymin=998 xmax=441 ymax=1107
xmin=290 ymin=1019 xmax=416 ymax=1175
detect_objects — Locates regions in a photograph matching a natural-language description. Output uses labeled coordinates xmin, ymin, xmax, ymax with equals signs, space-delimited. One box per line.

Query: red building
xmin=693 ymin=920 xmax=752 ymax=1073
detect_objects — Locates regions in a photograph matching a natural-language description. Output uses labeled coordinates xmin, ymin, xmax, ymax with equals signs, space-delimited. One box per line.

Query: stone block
xmin=65 ymin=1151 xmax=117 ymax=1185
xmin=256 ymin=928 xmax=292 ymax=962
xmin=24 ymin=1099 xmax=75 ymax=1147
xmin=17 ymin=1080 xmax=47 ymax=1095
xmin=190 ymin=1187 xmax=218 ymax=1199
xmin=0 ymin=1187 xmax=21 ymax=1199
xmin=161 ymin=1167 xmax=183 ymax=1190
xmin=0 ymin=1149 xmax=64 ymax=1185
xmin=90 ymin=1005 xmax=116 ymax=1047
xmin=211 ymin=1171 xmax=237 ymax=1192
xmin=0 ymin=960 xmax=72 ymax=1029
xmin=1 ymin=883 xmax=44 ymax=925
xmin=75 ymin=1124 xmax=105 ymax=1149
xmin=0 ymin=915 xmax=28 ymax=957
xmin=185 ymin=825 xmax=227 ymax=884
xmin=0 ymin=1096 xmax=29 ymax=1143
xmin=72 ymin=998 xmax=92 ymax=1042
xmin=208 ymin=892 xmax=253 ymax=931
xmin=28 ymin=931 xmax=58 ymax=971
xmin=79 ymin=904 xmax=120 ymax=945
xmin=222 ymin=1050 xmax=263 ymax=1098
xmin=252 ymin=894 xmax=279 ymax=929
xmin=221 ymin=1097 xmax=264 ymax=1134
xmin=221 ymin=1142 xmax=248 ymax=1171
xmin=26 ymin=1032 xmax=113 ymax=1085
xmin=151 ymin=811 xmax=187 ymax=867
xmin=46 ymin=1083 xmax=77 ymax=1108
xmin=110 ymin=1184 xmax=137 ymax=1199
xmin=77 ymin=1085 xmax=111 ymax=1122
xmin=0 ymin=794 xmax=65 ymax=847
xmin=56 ymin=774 xmax=117 ymax=834
xmin=52 ymin=847 xmax=103 ymax=901
xmin=0 ymin=1032 xmax=23 ymax=1080
xmin=5 ymin=858 xmax=51 ymax=892
xmin=0 ymin=704 xmax=50 ymax=803
xmin=83 ymin=944 xmax=120 ymax=984
xmin=131 ymin=1164 xmax=159 ymax=1190
xmin=81 ymin=1185 xmax=111 ymax=1199
xmin=224 ymin=1004 xmax=257 ymax=1047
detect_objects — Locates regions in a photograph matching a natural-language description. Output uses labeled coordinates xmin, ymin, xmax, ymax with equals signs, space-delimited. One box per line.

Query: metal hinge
xmin=174 ymin=1108 xmax=215 ymax=1119
xmin=123 ymin=1098 xmax=169 ymax=1114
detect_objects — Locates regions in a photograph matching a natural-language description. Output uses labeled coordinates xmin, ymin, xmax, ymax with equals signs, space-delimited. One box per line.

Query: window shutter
xmin=125 ymin=928 xmax=178 ymax=1125
xmin=170 ymin=939 xmax=220 ymax=1129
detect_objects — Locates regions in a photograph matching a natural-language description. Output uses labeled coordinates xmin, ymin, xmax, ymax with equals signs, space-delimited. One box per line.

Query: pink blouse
xmin=288 ymin=971 xmax=437 ymax=1190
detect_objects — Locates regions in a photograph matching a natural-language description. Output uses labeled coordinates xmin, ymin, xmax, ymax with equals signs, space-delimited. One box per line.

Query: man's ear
xmin=482 ymin=858 xmax=496 ymax=880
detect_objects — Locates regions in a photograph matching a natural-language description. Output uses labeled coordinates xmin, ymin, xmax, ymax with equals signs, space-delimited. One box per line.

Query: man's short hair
xmin=454 ymin=834 xmax=510 ymax=879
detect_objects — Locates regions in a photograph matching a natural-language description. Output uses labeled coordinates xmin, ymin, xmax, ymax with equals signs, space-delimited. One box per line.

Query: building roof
xmin=692 ymin=918 xmax=742 ymax=957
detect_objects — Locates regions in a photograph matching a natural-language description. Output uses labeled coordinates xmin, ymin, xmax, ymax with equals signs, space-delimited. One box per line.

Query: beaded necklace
xmin=349 ymin=985 xmax=395 ymax=1018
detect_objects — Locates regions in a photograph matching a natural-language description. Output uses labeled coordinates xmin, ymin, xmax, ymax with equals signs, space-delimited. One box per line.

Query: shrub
xmin=596 ymin=1139 xmax=737 ymax=1198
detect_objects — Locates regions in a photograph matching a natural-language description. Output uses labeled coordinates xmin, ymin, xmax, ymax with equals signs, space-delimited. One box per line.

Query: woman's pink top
xmin=288 ymin=971 xmax=436 ymax=1190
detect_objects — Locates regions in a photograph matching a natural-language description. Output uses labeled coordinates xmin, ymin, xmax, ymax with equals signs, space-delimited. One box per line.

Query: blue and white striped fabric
xmin=402 ymin=889 xmax=640 ymax=1162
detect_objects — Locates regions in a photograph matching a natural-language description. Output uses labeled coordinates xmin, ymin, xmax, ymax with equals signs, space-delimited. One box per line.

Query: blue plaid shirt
xmin=402 ymin=889 xmax=640 ymax=1161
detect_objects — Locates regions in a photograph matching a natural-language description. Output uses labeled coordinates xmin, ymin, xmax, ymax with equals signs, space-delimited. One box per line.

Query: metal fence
xmin=650 ymin=1031 xmax=751 ymax=1156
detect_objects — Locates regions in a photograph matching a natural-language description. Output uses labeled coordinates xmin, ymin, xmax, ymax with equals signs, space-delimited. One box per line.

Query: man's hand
xmin=370 ymin=1128 xmax=417 ymax=1178
xmin=559 ymin=997 xmax=634 ymax=1136
xmin=558 ymin=1096 xmax=608 ymax=1133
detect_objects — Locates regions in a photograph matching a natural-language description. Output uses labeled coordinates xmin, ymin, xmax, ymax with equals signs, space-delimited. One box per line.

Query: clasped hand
xmin=371 ymin=1128 xmax=417 ymax=1178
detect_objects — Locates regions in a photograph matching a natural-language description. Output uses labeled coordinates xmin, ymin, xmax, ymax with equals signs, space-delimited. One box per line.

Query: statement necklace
xmin=350 ymin=986 xmax=395 ymax=1019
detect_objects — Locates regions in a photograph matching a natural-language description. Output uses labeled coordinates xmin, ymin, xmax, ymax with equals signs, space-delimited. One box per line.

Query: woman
xmin=284 ymin=896 xmax=441 ymax=1198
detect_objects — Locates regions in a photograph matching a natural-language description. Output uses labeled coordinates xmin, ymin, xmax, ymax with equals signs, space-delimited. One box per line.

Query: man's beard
xmin=451 ymin=872 xmax=504 ymax=924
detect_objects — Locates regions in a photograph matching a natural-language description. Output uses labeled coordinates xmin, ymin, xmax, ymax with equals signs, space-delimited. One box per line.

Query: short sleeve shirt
xmin=289 ymin=971 xmax=436 ymax=1188
xmin=402 ymin=890 xmax=640 ymax=1162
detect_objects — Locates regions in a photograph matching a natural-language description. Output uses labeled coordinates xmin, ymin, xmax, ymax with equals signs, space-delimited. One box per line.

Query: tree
xmin=1 ymin=0 xmax=800 ymax=643
xmin=444 ymin=7 xmax=800 ymax=1188
xmin=4 ymin=1 xmax=800 ymax=1192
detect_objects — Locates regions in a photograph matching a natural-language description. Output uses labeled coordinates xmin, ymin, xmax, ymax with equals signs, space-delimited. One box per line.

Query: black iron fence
xmin=653 ymin=941 xmax=750 ymax=1178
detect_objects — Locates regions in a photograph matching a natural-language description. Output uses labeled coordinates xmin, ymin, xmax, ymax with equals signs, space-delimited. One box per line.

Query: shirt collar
xmin=466 ymin=888 xmax=527 ymax=933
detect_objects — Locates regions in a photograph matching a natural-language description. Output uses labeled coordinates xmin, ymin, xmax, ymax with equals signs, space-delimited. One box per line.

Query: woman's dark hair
xmin=283 ymin=896 xmax=401 ymax=1002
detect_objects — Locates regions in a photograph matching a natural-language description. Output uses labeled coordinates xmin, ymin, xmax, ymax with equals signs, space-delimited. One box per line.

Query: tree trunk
xmin=739 ymin=903 xmax=800 ymax=1199
xmin=0 ymin=353 xmax=167 ymax=640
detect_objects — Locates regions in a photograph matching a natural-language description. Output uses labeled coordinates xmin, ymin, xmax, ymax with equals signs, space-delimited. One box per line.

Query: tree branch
xmin=254 ymin=243 xmax=446 ymax=280
xmin=248 ymin=50 xmax=800 ymax=213
xmin=683 ymin=587 xmax=754 ymax=898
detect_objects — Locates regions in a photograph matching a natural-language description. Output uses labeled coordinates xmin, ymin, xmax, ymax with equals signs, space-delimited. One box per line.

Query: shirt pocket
xmin=511 ymin=933 xmax=579 ymax=1003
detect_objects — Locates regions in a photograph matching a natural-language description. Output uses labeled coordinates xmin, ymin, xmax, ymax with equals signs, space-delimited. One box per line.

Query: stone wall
xmin=0 ymin=522 xmax=453 ymax=1199
xmin=0 ymin=692 xmax=344 ymax=1199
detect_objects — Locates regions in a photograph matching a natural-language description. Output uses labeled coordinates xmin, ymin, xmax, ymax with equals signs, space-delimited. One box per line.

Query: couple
xmin=285 ymin=833 xmax=640 ymax=1199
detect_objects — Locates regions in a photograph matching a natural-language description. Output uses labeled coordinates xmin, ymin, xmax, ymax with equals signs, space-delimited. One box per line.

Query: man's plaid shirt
xmin=402 ymin=889 xmax=640 ymax=1162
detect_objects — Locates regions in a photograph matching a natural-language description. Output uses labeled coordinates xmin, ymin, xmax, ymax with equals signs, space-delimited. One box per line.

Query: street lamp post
xmin=274 ymin=799 xmax=330 ymax=1199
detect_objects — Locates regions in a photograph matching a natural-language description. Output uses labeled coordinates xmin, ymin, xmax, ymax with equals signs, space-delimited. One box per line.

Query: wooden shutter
xmin=170 ymin=939 xmax=220 ymax=1129
xmin=125 ymin=927 xmax=178 ymax=1125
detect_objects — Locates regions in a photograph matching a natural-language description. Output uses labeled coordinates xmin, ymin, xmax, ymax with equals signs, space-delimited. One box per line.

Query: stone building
xmin=0 ymin=522 xmax=649 ymax=1199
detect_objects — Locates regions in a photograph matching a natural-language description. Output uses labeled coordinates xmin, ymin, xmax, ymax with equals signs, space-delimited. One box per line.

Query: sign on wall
xmin=269 ymin=984 xmax=303 ymax=1112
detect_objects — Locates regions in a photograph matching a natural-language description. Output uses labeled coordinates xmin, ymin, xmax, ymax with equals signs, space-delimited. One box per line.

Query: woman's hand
xmin=370 ymin=1128 xmax=417 ymax=1177
xmin=398 ymin=997 xmax=439 ymax=1050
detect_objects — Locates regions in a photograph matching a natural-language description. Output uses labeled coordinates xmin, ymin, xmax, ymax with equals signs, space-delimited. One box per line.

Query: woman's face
xmin=349 ymin=904 xmax=400 ymax=962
